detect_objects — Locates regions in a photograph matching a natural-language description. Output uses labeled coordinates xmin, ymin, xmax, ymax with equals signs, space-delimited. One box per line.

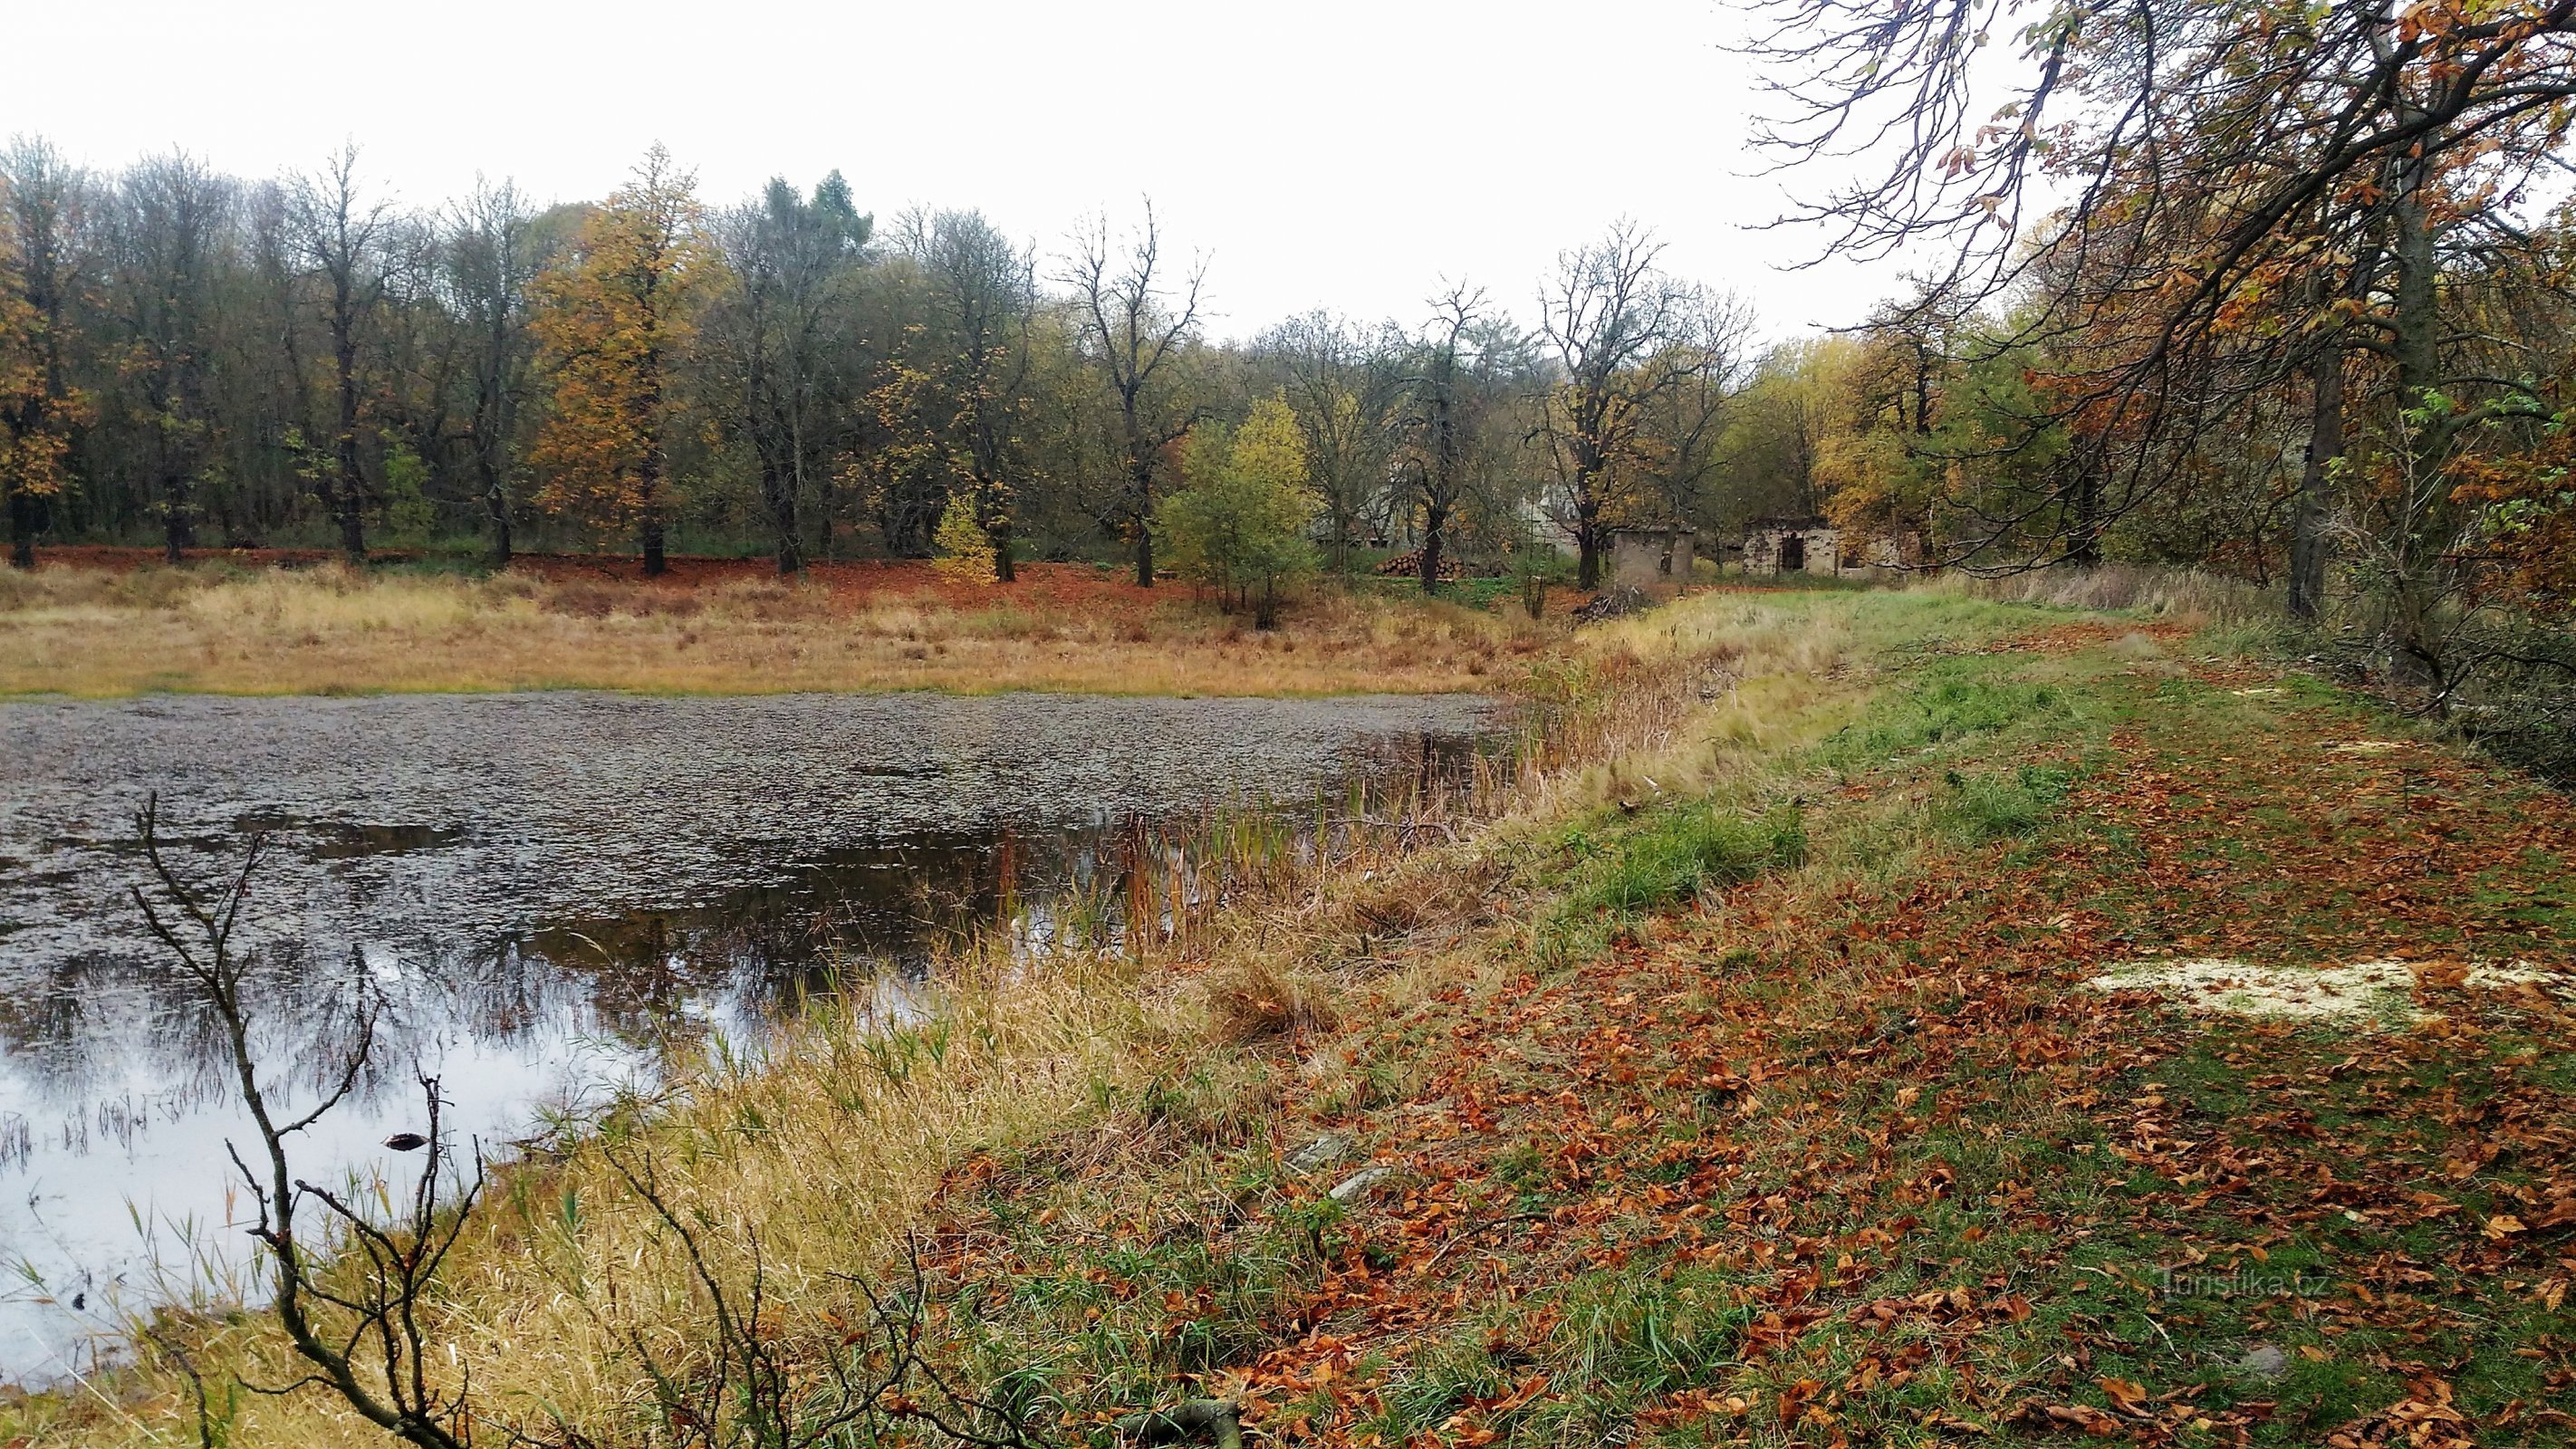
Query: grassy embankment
xmin=0 ymin=555 xmax=1541 ymax=697
xmin=15 ymin=581 xmax=2576 ymax=1447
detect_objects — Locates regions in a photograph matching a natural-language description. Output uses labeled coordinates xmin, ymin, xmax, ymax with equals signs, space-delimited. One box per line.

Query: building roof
xmin=1743 ymin=515 xmax=1834 ymax=532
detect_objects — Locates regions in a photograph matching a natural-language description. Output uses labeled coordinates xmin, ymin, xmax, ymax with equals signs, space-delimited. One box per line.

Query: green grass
xmin=1555 ymin=802 xmax=1808 ymax=918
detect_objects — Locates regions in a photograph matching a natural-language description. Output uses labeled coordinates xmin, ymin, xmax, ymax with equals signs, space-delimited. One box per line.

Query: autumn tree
xmin=531 ymin=146 xmax=716 ymax=575
xmin=1745 ymin=0 xmax=2576 ymax=636
xmin=1065 ymin=202 xmax=1203 ymax=587
xmin=0 ymin=137 xmax=90 ymax=569
xmin=1158 ymin=394 xmax=1314 ymax=626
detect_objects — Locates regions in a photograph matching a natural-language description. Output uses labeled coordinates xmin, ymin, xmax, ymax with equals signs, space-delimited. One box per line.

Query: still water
xmin=0 ymin=688 xmax=1499 ymax=1383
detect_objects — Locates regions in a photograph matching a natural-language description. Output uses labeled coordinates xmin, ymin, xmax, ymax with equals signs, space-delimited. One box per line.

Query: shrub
xmin=1158 ymin=398 xmax=1317 ymax=628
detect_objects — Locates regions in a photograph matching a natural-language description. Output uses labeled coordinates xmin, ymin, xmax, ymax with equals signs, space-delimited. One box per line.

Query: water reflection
xmin=0 ymin=688 xmax=1499 ymax=1382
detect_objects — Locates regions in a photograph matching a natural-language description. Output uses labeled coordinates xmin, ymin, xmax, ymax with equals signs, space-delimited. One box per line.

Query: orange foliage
xmin=528 ymin=146 xmax=723 ymax=548
xmin=0 ymin=221 xmax=80 ymax=511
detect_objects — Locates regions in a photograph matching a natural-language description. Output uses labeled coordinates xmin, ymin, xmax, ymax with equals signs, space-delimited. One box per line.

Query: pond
xmin=0 ymin=688 xmax=1503 ymax=1384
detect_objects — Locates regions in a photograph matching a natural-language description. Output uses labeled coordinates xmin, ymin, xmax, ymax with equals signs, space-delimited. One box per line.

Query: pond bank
xmin=65 ymin=585 xmax=2553 ymax=1449
xmin=0 ymin=687 xmax=1504 ymax=1387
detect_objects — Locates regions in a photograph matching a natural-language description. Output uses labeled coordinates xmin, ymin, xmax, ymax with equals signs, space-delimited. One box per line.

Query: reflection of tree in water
xmin=0 ymin=724 xmax=1502 ymax=1119
xmin=0 ymin=693 xmax=1509 ymax=1385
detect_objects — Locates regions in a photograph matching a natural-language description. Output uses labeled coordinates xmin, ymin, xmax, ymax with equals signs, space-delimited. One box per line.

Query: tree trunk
xmin=764 ymin=463 xmax=801 ymax=575
xmin=2387 ymin=153 xmax=2447 ymax=685
xmin=990 ymin=511 xmax=1015 ymax=583
xmin=337 ymin=489 xmax=367 ymax=563
xmin=1574 ymin=501 xmax=1602 ymax=589
xmin=2289 ymin=341 xmax=2343 ymax=620
xmin=1418 ymin=499 xmax=1447 ymax=594
xmin=641 ymin=506 xmax=668 ymax=577
xmin=333 ymin=292 xmax=367 ymax=565
xmin=640 ymin=343 xmax=668 ymax=578
xmin=1130 ymin=451 xmax=1155 ymax=587
xmin=483 ymin=464 xmax=513 ymax=568
xmin=7 ymin=489 xmax=33 ymax=569
xmin=2066 ymin=468 xmax=2104 ymax=568
xmin=164 ymin=489 xmax=195 ymax=564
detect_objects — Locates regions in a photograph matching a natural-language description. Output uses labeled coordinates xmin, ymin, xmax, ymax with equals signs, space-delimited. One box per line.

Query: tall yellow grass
xmin=0 ymin=564 xmax=1535 ymax=698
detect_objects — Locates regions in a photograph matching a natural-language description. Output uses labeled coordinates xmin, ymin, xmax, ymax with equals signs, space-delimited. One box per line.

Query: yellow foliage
xmin=1230 ymin=392 xmax=1312 ymax=496
xmin=0 ymin=217 xmax=79 ymax=507
xmin=529 ymin=146 xmax=723 ymax=540
xmin=931 ymin=493 xmax=996 ymax=582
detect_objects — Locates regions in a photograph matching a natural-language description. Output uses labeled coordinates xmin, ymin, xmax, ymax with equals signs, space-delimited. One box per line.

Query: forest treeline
xmin=8 ymin=0 xmax=2576 ymax=733
xmin=0 ymin=139 xmax=1849 ymax=594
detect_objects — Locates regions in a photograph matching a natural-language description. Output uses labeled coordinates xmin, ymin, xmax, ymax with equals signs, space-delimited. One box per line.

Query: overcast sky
xmin=8 ymin=0 xmax=1905 ymax=342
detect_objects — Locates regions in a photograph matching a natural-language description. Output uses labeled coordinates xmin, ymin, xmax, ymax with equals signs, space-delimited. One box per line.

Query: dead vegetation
xmin=0 ymin=559 xmax=1543 ymax=698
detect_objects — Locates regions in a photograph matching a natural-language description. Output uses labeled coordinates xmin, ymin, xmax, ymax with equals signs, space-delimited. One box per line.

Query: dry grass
xmin=3 ymin=585 xmax=2047 ymax=1448
xmin=1956 ymin=561 xmax=2276 ymax=625
xmin=0 ymin=560 xmax=1542 ymax=699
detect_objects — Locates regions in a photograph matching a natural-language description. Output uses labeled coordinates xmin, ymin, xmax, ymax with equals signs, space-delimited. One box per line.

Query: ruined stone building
xmin=1608 ymin=526 xmax=1697 ymax=590
xmin=1742 ymin=516 xmax=1841 ymax=575
xmin=1740 ymin=517 xmax=1923 ymax=575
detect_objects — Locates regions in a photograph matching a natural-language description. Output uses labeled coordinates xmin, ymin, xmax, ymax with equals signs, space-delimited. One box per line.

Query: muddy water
xmin=0 ymin=689 xmax=1499 ymax=1383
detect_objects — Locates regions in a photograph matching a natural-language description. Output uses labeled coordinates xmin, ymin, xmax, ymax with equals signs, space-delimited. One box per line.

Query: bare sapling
xmin=587 ymin=1138 xmax=1036 ymax=1449
xmin=132 ymin=795 xmax=486 ymax=1449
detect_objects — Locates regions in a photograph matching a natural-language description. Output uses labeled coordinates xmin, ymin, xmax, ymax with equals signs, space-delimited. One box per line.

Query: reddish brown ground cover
xmin=912 ymin=628 xmax=2576 ymax=1447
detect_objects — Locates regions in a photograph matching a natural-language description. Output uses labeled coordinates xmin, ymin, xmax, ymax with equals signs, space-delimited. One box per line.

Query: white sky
xmin=8 ymin=0 xmax=1906 ymax=342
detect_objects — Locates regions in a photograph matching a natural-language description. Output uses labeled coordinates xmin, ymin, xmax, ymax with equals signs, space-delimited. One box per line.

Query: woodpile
xmin=1372 ymin=549 xmax=1465 ymax=581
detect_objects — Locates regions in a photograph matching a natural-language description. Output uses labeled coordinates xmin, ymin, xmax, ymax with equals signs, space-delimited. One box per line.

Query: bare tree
xmin=112 ymin=151 xmax=234 ymax=562
xmin=1062 ymin=201 xmax=1204 ymax=588
xmin=132 ymin=792 xmax=1047 ymax=1449
xmin=1632 ymin=290 xmax=1757 ymax=529
xmin=440 ymin=178 xmax=540 ymax=566
xmin=287 ymin=145 xmax=393 ymax=564
xmin=1265 ymin=309 xmax=1402 ymax=578
xmin=1533 ymin=223 xmax=1711 ymax=587
xmin=908 ymin=207 xmax=1036 ymax=581
xmin=132 ymin=799 xmax=484 ymax=1449
xmin=1402 ymin=285 xmax=1490 ymax=594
